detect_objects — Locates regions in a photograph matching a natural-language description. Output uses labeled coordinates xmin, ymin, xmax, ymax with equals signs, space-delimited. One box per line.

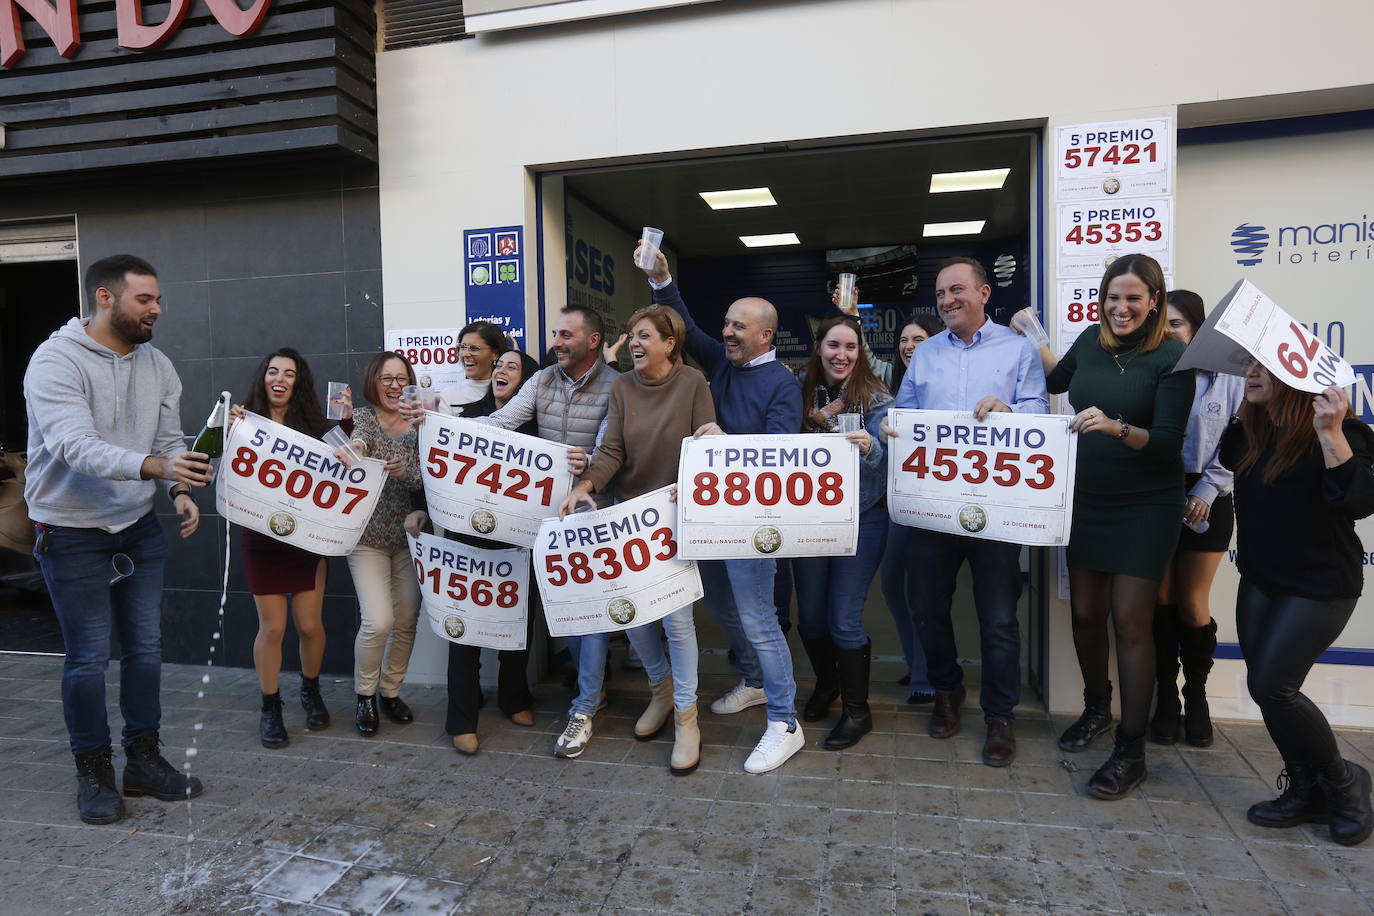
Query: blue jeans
xmin=902 ymin=526 xmax=1022 ymax=720
xmin=699 ymin=557 xmax=795 ymax=723
xmin=625 ymin=605 xmax=698 ymax=711
xmin=880 ymin=521 xmax=933 ymax=692
xmin=564 ymin=632 xmax=610 ymax=717
xmin=794 ymin=504 xmax=887 ymax=649
xmin=35 ymin=514 xmax=169 ymax=756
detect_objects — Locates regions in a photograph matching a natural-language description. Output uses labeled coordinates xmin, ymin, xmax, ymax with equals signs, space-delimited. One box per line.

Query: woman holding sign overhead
xmin=559 ymin=304 xmax=715 ymax=774
xmin=1026 ymin=253 xmax=1194 ymax=800
xmin=794 ymin=316 xmax=893 ymax=750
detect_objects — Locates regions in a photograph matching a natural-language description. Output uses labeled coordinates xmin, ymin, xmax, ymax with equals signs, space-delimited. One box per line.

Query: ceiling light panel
xmin=700 ymin=187 xmax=778 ymax=210
xmin=923 ymin=221 xmax=986 ymax=237
xmin=739 ymin=233 xmax=801 ymax=248
xmin=928 ymin=168 xmax=1011 ymax=194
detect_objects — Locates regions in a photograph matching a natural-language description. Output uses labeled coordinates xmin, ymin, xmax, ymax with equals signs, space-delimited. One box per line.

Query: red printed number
xmin=1275 ymin=322 xmax=1321 ymax=380
xmin=426 ymin=448 xmax=555 ymax=506
xmin=413 ymin=560 xmax=519 ymax=607
xmin=544 ymin=528 xmax=676 ymax=586
xmin=692 ymin=471 xmax=843 ymax=507
xmin=902 ymin=447 xmax=1055 ymax=490
xmin=1066 ymin=301 xmax=1100 ymax=323
xmin=231 ymin=447 xmax=368 ymax=512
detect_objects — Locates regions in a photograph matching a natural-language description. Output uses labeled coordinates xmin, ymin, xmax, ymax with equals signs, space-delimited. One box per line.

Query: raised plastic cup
xmin=836 ymin=413 xmax=862 ymax=433
xmin=326 ymin=381 xmax=348 ymax=420
xmin=323 ymin=425 xmax=361 ymax=465
xmin=636 ymin=227 xmax=664 ymax=270
xmin=837 ymin=273 xmax=857 ymax=311
xmin=1011 ymin=307 xmax=1050 ymax=347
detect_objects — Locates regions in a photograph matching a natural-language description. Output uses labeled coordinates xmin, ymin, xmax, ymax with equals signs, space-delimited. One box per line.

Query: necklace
xmin=1111 ymin=345 xmax=1144 ymax=374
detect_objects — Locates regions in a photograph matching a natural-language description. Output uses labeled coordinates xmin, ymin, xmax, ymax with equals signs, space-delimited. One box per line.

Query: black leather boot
xmin=1180 ymin=619 xmax=1217 ymax=748
xmin=355 ymin=693 xmax=379 ymax=736
xmin=1319 ymin=760 xmax=1374 ymax=847
xmin=1149 ymin=604 xmax=1182 ymax=745
xmin=1247 ymin=762 xmax=1330 ymax=828
xmin=1058 ymin=684 xmax=1114 ymax=752
xmin=380 ymin=696 xmax=414 ymax=724
xmin=299 ymin=674 xmax=330 ymax=730
xmin=1087 ymin=728 xmax=1147 ymax=801
xmin=123 ymin=733 xmax=204 ymax=801
xmin=74 ymin=746 xmax=124 ymax=825
xmin=824 ymin=641 xmax=872 ymax=751
xmin=260 ymin=692 xmax=288 ymax=748
xmin=800 ymin=635 xmax=840 ymax=722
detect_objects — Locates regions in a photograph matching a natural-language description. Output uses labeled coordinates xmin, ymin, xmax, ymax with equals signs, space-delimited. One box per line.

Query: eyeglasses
xmin=458 ymin=345 xmax=490 ymax=355
xmin=378 ymin=375 xmax=409 ymax=386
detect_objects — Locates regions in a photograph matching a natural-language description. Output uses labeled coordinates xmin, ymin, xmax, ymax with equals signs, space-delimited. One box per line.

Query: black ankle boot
xmin=1180 ymin=619 xmax=1217 ymax=748
xmin=1058 ymin=684 xmax=1114 ymax=752
xmin=380 ymin=695 xmax=414 ymax=724
xmin=122 ymin=733 xmax=204 ymax=801
xmin=1319 ymin=760 xmax=1374 ymax=847
xmin=299 ymin=675 xmax=330 ymax=730
xmin=1087 ymin=728 xmax=1147 ymax=801
xmin=824 ymin=642 xmax=872 ymax=751
xmin=74 ymin=746 xmax=124 ymax=825
xmin=355 ymin=693 xmax=379 ymax=736
xmin=1247 ymin=762 xmax=1329 ymax=828
xmin=800 ymin=635 xmax=840 ymax=722
xmin=260 ymin=692 xmax=288 ymax=748
xmin=1149 ymin=604 xmax=1182 ymax=745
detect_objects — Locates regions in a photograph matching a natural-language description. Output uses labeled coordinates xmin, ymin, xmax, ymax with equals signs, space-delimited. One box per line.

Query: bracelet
xmin=1116 ymin=420 xmax=1131 ymax=441
xmin=170 ymin=486 xmax=191 ymax=500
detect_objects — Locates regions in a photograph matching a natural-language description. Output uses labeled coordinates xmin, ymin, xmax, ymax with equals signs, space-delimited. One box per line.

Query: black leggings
xmin=1068 ymin=569 xmax=1158 ymax=739
xmin=1236 ymin=578 xmax=1356 ymax=772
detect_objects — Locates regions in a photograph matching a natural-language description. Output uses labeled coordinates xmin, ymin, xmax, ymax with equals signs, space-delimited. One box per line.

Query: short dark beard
xmin=109 ymin=298 xmax=153 ymax=346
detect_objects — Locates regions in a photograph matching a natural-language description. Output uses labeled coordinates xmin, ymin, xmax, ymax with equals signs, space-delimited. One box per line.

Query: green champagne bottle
xmin=191 ymin=391 xmax=231 ymax=459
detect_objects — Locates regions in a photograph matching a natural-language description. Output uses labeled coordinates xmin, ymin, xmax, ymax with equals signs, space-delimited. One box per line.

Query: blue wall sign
xmin=464 ymin=225 xmax=526 ymax=346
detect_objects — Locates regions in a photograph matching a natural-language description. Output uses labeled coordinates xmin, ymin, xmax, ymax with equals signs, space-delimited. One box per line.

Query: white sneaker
xmin=744 ymin=720 xmax=805 ymax=774
xmin=710 ymin=679 xmax=768 ymax=715
xmin=554 ymin=713 xmax=593 ymax=758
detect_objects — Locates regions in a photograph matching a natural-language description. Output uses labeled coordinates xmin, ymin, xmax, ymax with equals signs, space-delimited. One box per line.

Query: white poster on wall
xmin=1056 ymin=198 xmax=1173 ymax=277
xmin=409 ymin=532 xmax=529 ymax=650
xmin=385 ymin=328 xmax=464 ymax=392
xmin=1055 ymin=117 xmax=1173 ymax=200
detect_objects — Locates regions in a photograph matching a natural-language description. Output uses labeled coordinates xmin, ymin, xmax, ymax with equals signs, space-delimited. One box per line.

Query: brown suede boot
xmin=670 ymin=705 xmax=701 ymax=776
xmin=635 ymin=676 xmax=674 ymax=741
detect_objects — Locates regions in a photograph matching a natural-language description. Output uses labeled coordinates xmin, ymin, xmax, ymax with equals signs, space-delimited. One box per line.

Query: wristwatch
xmin=170 ymin=485 xmax=192 ymax=500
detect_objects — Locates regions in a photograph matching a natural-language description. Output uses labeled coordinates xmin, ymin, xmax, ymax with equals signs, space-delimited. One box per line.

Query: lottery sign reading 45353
xmin=676 ymin=434 xmax=859 ymax=559
xmin=419 ymin=414 xmax=573 ymax=548
xmin=886 ymin=409 xmax=1078 ymax=547
xmin=409 ymin=532 xmax=528 ymax=650
xmin=1056 ymin=198 xmax=1172 ymax=278
xmin=217 ymin=411 xmax=387 ymax=556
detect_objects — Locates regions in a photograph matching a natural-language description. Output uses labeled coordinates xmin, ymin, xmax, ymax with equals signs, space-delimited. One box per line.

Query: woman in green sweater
xmin=1024 ymin=253 xmax=1194 ymax=800
xmin=560 ymin=304 xmax=716 ymax=774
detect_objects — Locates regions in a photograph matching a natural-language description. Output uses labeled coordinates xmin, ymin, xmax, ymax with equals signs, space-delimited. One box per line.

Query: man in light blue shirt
xmin=882 ymin=257 xmax=1048 ymax=768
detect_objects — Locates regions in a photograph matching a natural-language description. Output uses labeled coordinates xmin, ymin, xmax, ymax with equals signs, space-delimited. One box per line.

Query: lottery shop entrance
xmin=536 ymin=128 xmax=1051 ymax=703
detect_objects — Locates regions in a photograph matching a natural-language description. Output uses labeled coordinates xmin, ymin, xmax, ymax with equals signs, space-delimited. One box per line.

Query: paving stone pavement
xmin=0 ymin=652 xmax=1371 ymax=915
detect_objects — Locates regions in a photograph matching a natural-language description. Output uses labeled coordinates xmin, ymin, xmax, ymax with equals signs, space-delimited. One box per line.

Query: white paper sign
xmin=1055 ymin=118 xmax=1173 ymax=200
xmin=535 ymin=486 xmax=701 ymax=638
xmin=886 ymin=409 xmax=1078 ymax=546
xmin=217 ymin=411 xmax=386 ymax=556
xmin=419 ymin=414 xmax=573 ymax=547
xmin=1056 ymin=279 xmax=1100 ymax=355
xmin=676 ymin=434 xmax=859 ymax=559
xmin=409 ymin=532 xmax=528 ymax=650
xmin=1175 ymin=278 xmax=1356 ymax=393
xmin=386 ymin=328 xmax=464 ymax=392
xmin=1057 ymin=197 xmax=1173 ymax=278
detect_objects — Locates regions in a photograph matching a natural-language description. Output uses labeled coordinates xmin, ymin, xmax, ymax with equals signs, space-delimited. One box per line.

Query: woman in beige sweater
xmin=560 ymin=304 xmax=716 ymax=774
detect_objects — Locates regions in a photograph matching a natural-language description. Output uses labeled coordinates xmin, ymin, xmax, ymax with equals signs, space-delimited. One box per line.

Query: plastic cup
xmin=837 ymin=273 xmax=857 ymax=311
xmin=836 ymin=413 xmax=862 ymax=433
xmin=1011 ymin=307 xmax=1050 ymax=346
xmin=326 ymin=381 xmax=348 ymax=420
xmin=323 ymin=426 xmax=360 ymax=465
xmin=636 ymin=227 xmax=664 ymax=270
xmin=109 ymin=553 xmax=134 ymax=587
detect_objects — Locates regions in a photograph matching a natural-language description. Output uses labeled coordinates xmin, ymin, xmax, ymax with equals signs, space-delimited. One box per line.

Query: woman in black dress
xmin=1224 ymin=365 xmax=1374 ymax=846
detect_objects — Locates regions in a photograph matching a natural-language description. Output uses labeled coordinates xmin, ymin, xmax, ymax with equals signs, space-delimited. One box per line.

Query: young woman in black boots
xmin=1151 ymin=291 xmax=1245 ymax=747
xmin=1222 ymin=364 xmax=1374 ymax=846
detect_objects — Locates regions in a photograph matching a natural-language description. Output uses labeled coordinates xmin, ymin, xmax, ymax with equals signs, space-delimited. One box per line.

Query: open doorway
xmin=1 ymin=240 xmax=81 ymax=654
xmin=541 ymin=130 xmax=1048 ymax=701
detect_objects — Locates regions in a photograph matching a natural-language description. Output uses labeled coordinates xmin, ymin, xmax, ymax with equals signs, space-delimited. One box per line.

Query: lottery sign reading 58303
xmin=886 ymin=409 xmax=1078 ymax=546
xmin=676 ymin=434 xmax=859 ymax=559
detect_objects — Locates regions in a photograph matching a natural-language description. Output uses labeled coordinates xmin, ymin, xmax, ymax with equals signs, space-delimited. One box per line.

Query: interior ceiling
xmin=563 ymin=134 xmax=1033 ymax=258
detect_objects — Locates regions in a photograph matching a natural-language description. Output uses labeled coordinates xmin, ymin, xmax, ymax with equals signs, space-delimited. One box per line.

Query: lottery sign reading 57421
xmin=676 ymin=434 xmax=859 ymax=559
xmin=886 ymin=409 xmax=1078 ymax=547
xmin=217 ymin=411 xmax=387 ymax=556
xmin=419 ymin=414 xmax=573 ymax=548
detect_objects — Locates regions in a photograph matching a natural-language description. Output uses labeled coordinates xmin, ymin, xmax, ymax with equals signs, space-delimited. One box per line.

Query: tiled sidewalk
xmin=0 ymin=653 xmax=1371 ymax=915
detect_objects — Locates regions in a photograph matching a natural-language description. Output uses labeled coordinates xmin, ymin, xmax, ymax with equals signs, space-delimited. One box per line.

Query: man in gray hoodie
xmin=25 ymin=254 xmax=211 ymax=825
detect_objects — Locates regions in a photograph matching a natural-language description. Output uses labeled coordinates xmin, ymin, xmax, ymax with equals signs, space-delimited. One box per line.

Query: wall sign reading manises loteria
xmin=535 ymin=486 xmax=701 ymax=638
xmin=676 ymin=434 xmax=859 ymax=559
xmin=409 ymin=532 xmax=529 ymax=650
xmin=2 ymin=0 xmax=274 ymax=68
xmin=886 ymin=409 xmax=1078 ymax=547
xmin=217 ymin=411 xmax=386 ymax=556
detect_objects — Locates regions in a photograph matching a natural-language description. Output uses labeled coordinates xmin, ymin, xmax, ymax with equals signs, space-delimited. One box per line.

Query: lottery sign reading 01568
xmin=534 ymin=486 xmax=701 ymax=638
xmin=676 ymin=434 xmax=859 ymax=559
xmin=409 ymin=532 xmax=529 ymax=650
xmin=217 ymin=411 xmax=387 ymax=556
xmin=419 ymin=414 xmax=573 ymax=548
xmin=887 ymin=409 xmax=1078 ymax=547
